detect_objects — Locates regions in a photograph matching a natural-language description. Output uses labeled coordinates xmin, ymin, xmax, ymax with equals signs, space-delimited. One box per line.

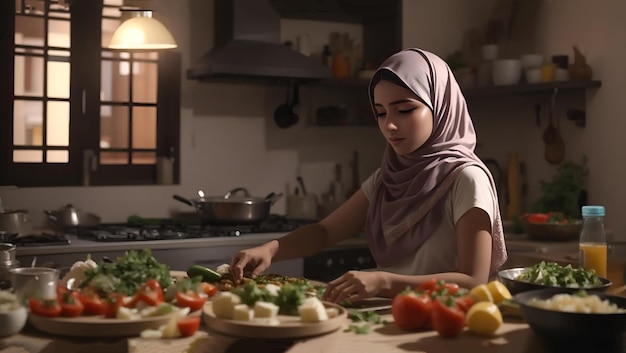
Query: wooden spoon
xmin=545 ymin=89 xmax=565 ymax=164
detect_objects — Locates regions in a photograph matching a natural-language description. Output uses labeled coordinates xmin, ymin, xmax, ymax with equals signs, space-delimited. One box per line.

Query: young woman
xmin=230 ymin=48 xmax=507 ymax=304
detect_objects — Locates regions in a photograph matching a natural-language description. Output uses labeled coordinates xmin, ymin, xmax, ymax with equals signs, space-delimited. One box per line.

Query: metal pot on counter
xmin=0 ymin=197 xmax=33 ymax=237
xmin=173 ymin=187 xmax=282 ymax=225
xmin=44 ymin=204 xmax=101 ymax=230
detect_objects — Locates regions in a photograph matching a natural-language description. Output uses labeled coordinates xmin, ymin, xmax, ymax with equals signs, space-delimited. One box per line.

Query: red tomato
xmin=127 ymin=279 xmax=165 ymax=307
xmin=527 ymin=213 xmax=549 ymax=224
xmin=200 ymin=282 xmax=218 ymax=297
xmin=442 ymin=283 xmax=460 ymax=296
xmin=103 ymin=293 xmax=126 ymax=318
xmin=454 ymin=295 xmax=475 ymax=313
xmin=58 ymin=291 xmax=84 ymax=317
xmin=29 ymin=298 xmax=62 ymax=318
xmin=177 ymin=316 xmax=201 ymax=337
xmin=391 ymin=291 xmax=433 ymax=330
xmin=77 ymin=288 xmax=105 ymax=315
xmin=431 ymin=298 xmax=466 ymax=338
xmin=176 ymin=291 xmax=207 ymax=311
xmin=416 ymin=279 xmax=441 ymax=294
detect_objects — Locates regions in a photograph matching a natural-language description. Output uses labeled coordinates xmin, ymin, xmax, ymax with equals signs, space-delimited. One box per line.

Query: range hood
xmin=187 ymin=0 xmax=331 ymax=83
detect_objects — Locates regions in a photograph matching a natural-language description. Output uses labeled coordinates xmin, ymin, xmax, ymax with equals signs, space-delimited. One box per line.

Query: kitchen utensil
xmin=514 ymin=288 xmax=626 ymax=350
xmin=497 ymin=267 xmax=611 ymax=295
xmin=44 ymin=204 xmax=101 ymax=230
xmin=545 ymin=89 xmax=565 ymax=164
xmin=173 ymin=188 xmax=282 ymax=225
xmin=274 ymin=84 xmax=299 ymax=129
xmin=0 ymin=209 xmax=33 ymax=237
xmin=0 ymin=305 xmax=27 ymax=338
xmin=202 ymin=300 xmax=347 ymax=339
xmin=296 ymin=176 xmax=307 ymax=196
xmin=9 ymin=267 xmax=59 ymax=304
xmin=534 ymin=103 xmax=541 ymax=126
xmin=0 ymin=243 xmax=19 ymax=290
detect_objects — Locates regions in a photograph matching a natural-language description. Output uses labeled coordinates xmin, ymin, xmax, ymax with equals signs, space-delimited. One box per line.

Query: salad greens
xmin=515 ymin=261 xmax=602 ymax=288
xmin=81 ymin=249 xmax=173 ymax=296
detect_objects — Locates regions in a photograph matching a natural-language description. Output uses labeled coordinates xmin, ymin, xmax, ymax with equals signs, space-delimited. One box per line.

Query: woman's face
xmin=373 ymin=80 xmax=433 ymax=156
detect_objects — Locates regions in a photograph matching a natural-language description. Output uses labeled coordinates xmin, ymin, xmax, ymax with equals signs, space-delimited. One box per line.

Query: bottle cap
xmin=582 ymin=205 xmax=605 ymax=217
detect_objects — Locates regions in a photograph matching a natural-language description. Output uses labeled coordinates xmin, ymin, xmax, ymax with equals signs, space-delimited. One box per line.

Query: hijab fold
xmin=365 ymin=49 xmax=507 ymax=275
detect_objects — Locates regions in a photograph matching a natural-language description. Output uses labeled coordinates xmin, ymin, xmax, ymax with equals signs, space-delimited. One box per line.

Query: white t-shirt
xmin=361 ymin=165 xmax=495 ymax=275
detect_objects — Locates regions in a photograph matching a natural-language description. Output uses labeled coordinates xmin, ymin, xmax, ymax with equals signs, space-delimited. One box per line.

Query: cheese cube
xmin=253 ymin=301 xmax=279 ymax=318
xmin=264 ymin=284 xmax=280 ymax=296
xmin=325 ymin=307 xmax=339 ymax=318
xmin=298 ymin=297 xmax=329 ymax=322
xmin=232 ymin=304 xmax=253 ymax=321
xmin=212 ymin=292 xmax=241 ymax=319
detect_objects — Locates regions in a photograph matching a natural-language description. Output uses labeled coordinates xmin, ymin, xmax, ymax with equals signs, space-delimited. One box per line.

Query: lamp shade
xmin=108 ymin=10 xmax=177 ymax=50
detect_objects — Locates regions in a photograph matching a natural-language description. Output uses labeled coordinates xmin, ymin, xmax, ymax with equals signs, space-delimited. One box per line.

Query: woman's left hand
xmin=322 ymin=270 xmax=385 ymax=304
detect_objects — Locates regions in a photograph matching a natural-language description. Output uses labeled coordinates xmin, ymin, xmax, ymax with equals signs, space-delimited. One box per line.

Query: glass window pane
xmin=48 ymin=20 xmax=70 ymax=48
xmin=15 ymin=16 xmax=44 ymax=45
xmin=47 ymin=101 xmax=69 ymax=146
xmin=47 ymin=150 xmax=69 ymax=163
xmin=14 ymin=100 xmax=42 ymax=146
xmin=101 ymin=59 xmax=129 ymax=102
xmin=47 ymin=61 xmax=70 ymax=99
xmin=14 ymin=150 xmax=43 ymax=163
xmin=133 ymin=61 xmax=158 ymax=103
xmin=49 ymin=49 xmax=70 ymax=57
xmin=102 ymin=18 xmax=121 ymax=48
xmin=100 ymin=106 xmax=128 ymax=148
xmin=100 ymin=151 xmax=128 ymax=165
xmin=15 ymin=55 xmax=43 ymax=96
xmin=132 ymin=152 xmax=156 ymax=165
xmin=132 ymin=107 xmax=156 ymax=149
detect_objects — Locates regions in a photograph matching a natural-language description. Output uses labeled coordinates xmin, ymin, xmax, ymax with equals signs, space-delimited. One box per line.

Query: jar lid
xmin=582 ymin=205 xmax=605 ymax=217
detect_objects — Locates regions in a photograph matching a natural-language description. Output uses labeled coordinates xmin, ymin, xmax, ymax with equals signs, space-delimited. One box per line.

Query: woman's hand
xmin=322 ymin=270 xmax=387 ymax=304
xmin=230 ymin=242 xmax=277 ymax=283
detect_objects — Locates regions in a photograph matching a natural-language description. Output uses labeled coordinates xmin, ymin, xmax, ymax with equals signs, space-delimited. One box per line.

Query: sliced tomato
xmin=103 ymin=293 xmax=126 ymax=318
xmin=416 ymin=279 xmax=441 ymax=294
xmin=127 ymin=279 xmax=164 ymax=307
xmin=527 ymin=213 xmax=550 ymax=224
xmin=391 ymin=291 xmax=433 ymax=330
xmin=431 ymin=298 xmax=466 ymax=338
xmin=58 ymin=290 xmax=84 ymax=317
xmin=77 ymin=288 xmax=105 ymax=315
xmin=177 ymin=316 xmax=201 ymax=337
xmin=199 ymin=282 xmax=218 ymax=297
xmin=454 ymin=295 xmax=475 ymax=313
xmin=176 ymin=290 xmax=207 ymax=311
xmin=29 ymin=298 xmax=62 ymax=318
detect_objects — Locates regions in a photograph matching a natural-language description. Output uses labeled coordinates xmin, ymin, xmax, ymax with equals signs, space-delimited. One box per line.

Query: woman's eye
xmin=376 ymin=112 xmax=386 ymax=118
xmin=398 ymin=107 xmax=417 ymax=114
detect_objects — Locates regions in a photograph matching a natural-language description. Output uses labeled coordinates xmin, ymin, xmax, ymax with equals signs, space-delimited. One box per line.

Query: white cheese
xmin=232 ymin=304 xmax=254 ymax=321
xmin=298 ymin=297 xmax=328 ymax=322
xmin=325 ymin=307 xmax=339 ymax=319
xmin=117 ymin=307 xmax=140 ymax=320
xmin=253 ymin=301 xmax=279 ymax=318
xmin=264 ymin=284 xmax=281 ymax=296
xmin=212 ymin=292 xmax=241 ymax=319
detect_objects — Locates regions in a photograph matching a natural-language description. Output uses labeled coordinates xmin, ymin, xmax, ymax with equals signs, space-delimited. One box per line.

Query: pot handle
xmin=265 ymin=192 xmax=283 ymax=206
xmin=44 ymin=210 xmax=58 ymax=222
xmin=172 ymin=194 xmax=195 ymax=207
xmin=224 ymin=187 xmax=250 ymax=199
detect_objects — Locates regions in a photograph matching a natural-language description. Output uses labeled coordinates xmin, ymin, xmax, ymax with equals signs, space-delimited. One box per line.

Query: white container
xmin=555 ymin=68 xmax=569 ymax=81
xmin=520 ymin=54 xmax=544 ymax=69
xmin=0 ymin=306 xmax=27 ymax=337
xmin=492 ymin=59 xmax=522 ymax=85
xmin=525 ymin=68 xmax=542 ymax=84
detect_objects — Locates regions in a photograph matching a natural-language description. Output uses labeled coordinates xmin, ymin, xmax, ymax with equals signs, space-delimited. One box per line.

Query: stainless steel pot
xmin=44 ymin=204 xmax=101 ymax=230
xmin=0 ymin=209 xmax=33 ymax=236
xmin=173 ymin=188 xmax=282 ymax=225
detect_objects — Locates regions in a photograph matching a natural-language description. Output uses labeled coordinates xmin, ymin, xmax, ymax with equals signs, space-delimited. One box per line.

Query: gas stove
xmin=72 ymin=214 xmax=313 ymax=242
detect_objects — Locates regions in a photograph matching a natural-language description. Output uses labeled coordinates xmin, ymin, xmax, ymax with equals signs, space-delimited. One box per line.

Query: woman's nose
xmin=384 ymin=118 xmax=397 ymax=131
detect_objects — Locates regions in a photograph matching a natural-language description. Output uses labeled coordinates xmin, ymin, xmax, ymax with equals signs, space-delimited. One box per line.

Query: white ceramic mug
xmin=9 ymin=267 xmax=59 ymax=304
xmin=287 ymin=195 xmax=318 ymax=220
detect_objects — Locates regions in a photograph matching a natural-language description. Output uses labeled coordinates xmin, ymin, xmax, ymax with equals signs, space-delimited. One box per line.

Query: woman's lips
xmin=388 ymin=137 xmax=404 ymax=145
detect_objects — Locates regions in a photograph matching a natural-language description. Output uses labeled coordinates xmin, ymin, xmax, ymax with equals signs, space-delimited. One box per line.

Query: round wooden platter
xmin=202 ymin=301 xmax=348 ymax=339
xmin=28 ymin=313 xmax=174 ymax=337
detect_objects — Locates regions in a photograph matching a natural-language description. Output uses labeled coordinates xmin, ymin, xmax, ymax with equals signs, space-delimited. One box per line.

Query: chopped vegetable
xmin=516 ymin=261 xmax=602 ymax=288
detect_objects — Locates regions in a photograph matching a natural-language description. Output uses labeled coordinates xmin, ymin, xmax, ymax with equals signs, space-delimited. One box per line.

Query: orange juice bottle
xmin=579 ymin=206 xmax=607 ymax=277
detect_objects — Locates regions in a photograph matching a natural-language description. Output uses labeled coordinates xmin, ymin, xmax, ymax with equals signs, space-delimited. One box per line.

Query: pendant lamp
xmin=108 ymin=9 xmax=177 ymax=50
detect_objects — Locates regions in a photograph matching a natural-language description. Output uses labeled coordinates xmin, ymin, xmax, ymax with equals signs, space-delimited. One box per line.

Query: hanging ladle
xmin=274 ymin=83 xmax=299 ymax=129
xmin=545 ymin=88 xmax=565 ymax=164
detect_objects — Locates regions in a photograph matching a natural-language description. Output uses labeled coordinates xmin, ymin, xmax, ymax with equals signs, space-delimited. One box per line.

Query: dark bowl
xmin=515 ymin=288 xmax=626 ymax=351
xmin=498 ymin=267 xmax=612 ymax=295
xmin=520 ymin=220 xmax=582 ymax=241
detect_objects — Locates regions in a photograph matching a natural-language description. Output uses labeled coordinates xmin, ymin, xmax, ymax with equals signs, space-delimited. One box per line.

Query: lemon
xmin=486 ymin=280 xmax=512 ymax=305
xmin=469 ymin=284 xmax=494 ymax=303
xmin=466 ymin=301 xmax=503 ymax=336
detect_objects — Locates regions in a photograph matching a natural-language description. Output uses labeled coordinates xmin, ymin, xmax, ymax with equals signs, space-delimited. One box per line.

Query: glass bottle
xmin=579 ymin=205 xmax=607 ymax=277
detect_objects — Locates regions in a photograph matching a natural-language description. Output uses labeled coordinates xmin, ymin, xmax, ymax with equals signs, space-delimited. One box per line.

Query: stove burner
xmin=0 ymin=232 xmax=71 ymax=247
xmin=73 ymin=215 xmax=315 ymax=242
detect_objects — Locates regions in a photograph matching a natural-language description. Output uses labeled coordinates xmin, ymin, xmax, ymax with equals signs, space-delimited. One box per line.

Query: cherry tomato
xmin=431 ymin=298 xmax=466 ymax=338
xmin=527 ymin=213 xmax=550 ymax=224
xmin=127 ymin=279 xmax=165 ymax=307
xmin=103 ymin=293 xmax=126 ymax=318
xmin=77 ymin=287 xmax=105 ymax=315
xmin=177 ymin=316 xmax=201 ymax=337
xmin=454 ymin=295 xmax=475 ymax=313
xmin=416 ymin=279 xmax=442 ymax=294
xmin=391 ymin=291 xmax=433 ymax=330
xmin=29 ymin=298 xmax=62 ymax=318
xmin=200 ymin=282 xmax=218 ymax=297
xmin=176 ymin=291 xmax=207 ymax=311
xmin=58 ymin=290 xmax=84 ymax=317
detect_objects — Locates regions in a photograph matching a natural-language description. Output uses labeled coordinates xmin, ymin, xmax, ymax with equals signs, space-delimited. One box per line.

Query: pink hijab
xmin=365 ymin=48 xmax=507 ymax=275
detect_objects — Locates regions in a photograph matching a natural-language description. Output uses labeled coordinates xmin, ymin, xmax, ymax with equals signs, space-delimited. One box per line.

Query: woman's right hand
xmin=229 ymin=241 xmax=276 ymax=283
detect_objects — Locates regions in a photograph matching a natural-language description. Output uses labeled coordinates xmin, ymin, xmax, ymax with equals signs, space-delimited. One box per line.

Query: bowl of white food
xmin=0 ymin=290 xmax=28 ymax=337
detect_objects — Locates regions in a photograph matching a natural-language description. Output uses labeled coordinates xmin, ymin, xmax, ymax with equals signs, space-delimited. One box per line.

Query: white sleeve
xmin=449 ymin=165 xmax=496 ymax=225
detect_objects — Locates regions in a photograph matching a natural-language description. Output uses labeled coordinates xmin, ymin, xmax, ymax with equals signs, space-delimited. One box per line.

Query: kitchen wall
xmin=2 ymin=0 xmax=625 ymax=242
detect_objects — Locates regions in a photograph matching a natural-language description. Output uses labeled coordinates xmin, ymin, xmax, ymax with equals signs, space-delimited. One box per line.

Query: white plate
xmin=202 ymin=301 xmax=347 ymax=339
xmin=28 ymin=313 xmax=174 ymax=337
